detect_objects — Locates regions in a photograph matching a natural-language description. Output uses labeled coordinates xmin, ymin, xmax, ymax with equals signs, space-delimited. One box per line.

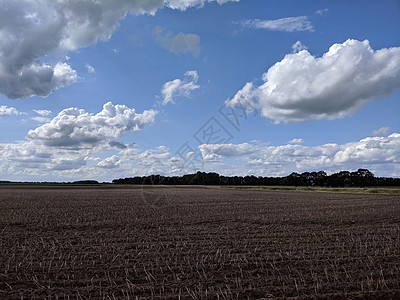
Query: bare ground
xmin=0 ymin=186 xmax=399 ymax=299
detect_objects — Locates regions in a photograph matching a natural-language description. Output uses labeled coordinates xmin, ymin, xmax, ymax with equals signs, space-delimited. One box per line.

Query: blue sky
xmin=0 ymin=0 xmax=399 ymax=182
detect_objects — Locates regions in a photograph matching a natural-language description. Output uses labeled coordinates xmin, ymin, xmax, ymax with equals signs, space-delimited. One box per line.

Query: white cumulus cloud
xmin=161 ymin=71 xmax=200 ymax=105
xmin=118 ymin=145 xmax=183 ymax=175
xmin=97 ymin=155 xmax=121 ymax=169
xmin=198 ymin=133 xmax=400 ymax=177
xmin=0 ymin=0 xmax=236 ymax=99
xmin=226 ymin=39 xmax=400 ymax=123
xmin=199 ymin=142 xmax=257 ymax=161
xmin=0 ymin=132 xmax=399 ymax=181
xmin=26 ymin=102 xmax=157 ymax=148
xmin=0 ymin=101 xmax=158 ymax=179
xmin=0 ymin=140 xmax=89 ymax=173
xmin=0 ymin=106 xmax=21 ymax=117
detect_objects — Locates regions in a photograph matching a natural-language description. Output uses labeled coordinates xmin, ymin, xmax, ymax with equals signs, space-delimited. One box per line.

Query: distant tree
xmin=350 ymin=169 xmax=375 ymax=187
xmin=326 ymin=171 xmax=351 ymax=187
xmin=315 ymin=171 xmax=327 ymax=186
xmin=244 ymin=175 xmax=259 ymax=185
xmin=112 ymin=168 xmax=397 ymax=187
xmin=285 ymin=172 xmax=301 ymax=186
xmin=72 ymin=180 xmax=99 ymax=184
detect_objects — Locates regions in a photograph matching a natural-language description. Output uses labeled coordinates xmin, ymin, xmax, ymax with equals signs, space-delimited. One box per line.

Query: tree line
xmin=113 ymin=169 xmax=400 ymax=187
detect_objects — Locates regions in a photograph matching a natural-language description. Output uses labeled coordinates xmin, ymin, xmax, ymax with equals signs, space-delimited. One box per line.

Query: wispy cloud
xmin=289 ymin=138 xmax=304 ymax=144
xmin=370 ymin=127 xmax=391 ymax=137
xmin=241 ymin=16 xmax=314 ymax=32
xmin=154 ymin=26 xmax=201 ymax=57
xmin=315 ymin=8 xmax=328 ymax=15
xmin=167 ymin=0 xmax=240 ymax=11
xmin=31 ymin=116 xmax=51 ymax=123
xmin=292 ymin=41 xmax=308 ymax=53
xmin=33 ymin=109 xmax=52 ymax=116
xmin=161 ymin=71 xmax=200 ymax=105
xmin=31 ymin=109 xmax=52 ymax=123
xmin=85 ymin=64 xmax=95 ymax=74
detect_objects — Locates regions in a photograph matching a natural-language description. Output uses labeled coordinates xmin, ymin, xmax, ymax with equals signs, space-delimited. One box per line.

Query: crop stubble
xmin=0 ymin=186 xmax=399 ymax=299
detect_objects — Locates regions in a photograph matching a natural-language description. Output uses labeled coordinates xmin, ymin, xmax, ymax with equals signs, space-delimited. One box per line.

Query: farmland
xmin=1 ymin=186 xmax=399 ymax=299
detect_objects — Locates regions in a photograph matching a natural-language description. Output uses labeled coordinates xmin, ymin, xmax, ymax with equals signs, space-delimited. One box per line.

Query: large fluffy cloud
xmin=26 ymin=102 xmax=157 ymax=148
xmin=0 ymin=0 xmax=237 ymax=99
xmin=226 ymin=39 xmax=400 ymax=123
xmin=0 ymin=101 xmax=158 ymax=180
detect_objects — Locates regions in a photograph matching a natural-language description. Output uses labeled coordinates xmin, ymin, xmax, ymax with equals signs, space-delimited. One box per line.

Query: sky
xmin=0 ymin=0 xmax=399 ymax=182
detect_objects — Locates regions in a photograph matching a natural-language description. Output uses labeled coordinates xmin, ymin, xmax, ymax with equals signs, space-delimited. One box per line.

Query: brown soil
xmin=1 ymin=186 xmax=399 ymax=299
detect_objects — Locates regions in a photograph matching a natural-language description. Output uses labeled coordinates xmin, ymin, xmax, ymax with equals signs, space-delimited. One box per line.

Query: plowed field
xmin=1 ymin=186 xmax=399 ymax=299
